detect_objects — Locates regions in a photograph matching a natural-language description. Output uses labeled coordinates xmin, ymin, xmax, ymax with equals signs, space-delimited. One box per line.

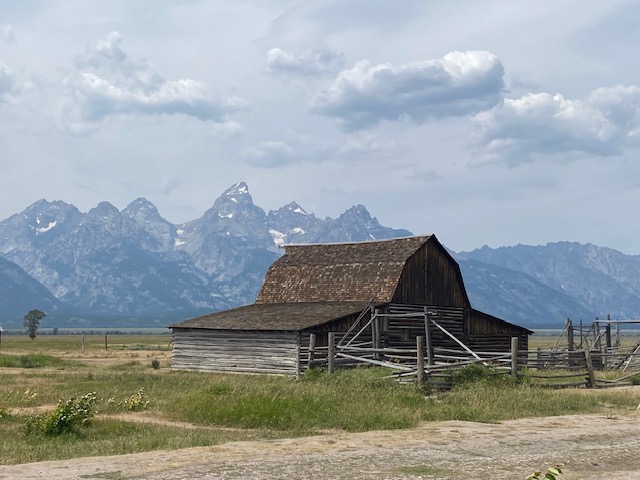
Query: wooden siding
xmin=391 ymin=237 xmax=470 ymax=308
xmin=467 ymin=334 xmax=529 ymax=352
xmin=384 ymin=304 xmax=466 ymax=349
xmin=172 ymin=329 xmax=300 ymax=375
xmin=468 ymin=309 xmax=532 ymax=336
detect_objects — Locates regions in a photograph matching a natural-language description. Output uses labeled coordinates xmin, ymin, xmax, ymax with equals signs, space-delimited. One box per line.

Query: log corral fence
xmin=304 ymin=313 xmax=640 ymax=389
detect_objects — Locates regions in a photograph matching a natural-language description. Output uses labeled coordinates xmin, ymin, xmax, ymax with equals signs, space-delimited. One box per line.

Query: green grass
xmin=1 ymin=336 xmax=640 ymax=465
xmin=0 ymin=353 xmax=76 ymax=369
xmin=0 ymin=334 xmax=171 ymax=354
xmin=0 ymin=417 xmax=271 ymax=464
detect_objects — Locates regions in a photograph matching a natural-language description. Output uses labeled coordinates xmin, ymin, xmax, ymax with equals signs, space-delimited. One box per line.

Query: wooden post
xmin=373 ymin=308 xmax=381 ymax=360
xmin=104 ymin=334 xmax=108 ymax=351
xmin=605 ymin=322 xmax=612 ymax=350
xmin=82 ymin=334 xmax=85 ymax=353
xmin=423 ymin=307 xmax=433 ymax=366
xmin=510 ymin=337 xmax=519 ymax=379
xmin=567 ymin=319 xmax=575 ymax=366
xmin=307 ymin=333 xmax=316 ymax=368
xmin=584 ymin=348 xmax=596 ymax=388
xmin=0 ymin=327 xmax=3 ymax=354
xmin=416 ymin=336 xmax=425 ymax=385
xmin=537 ymin=347 xmax=542 ymax=370
xmin=594 ymin=319 xmax=601 ymax=352
xmin=615 ymin=322 xmax=621 ymax=349
xmin=327 ymin=332 xmax=335 ymax=374
xmin=579 ymin=318 xmax=583 ymax=348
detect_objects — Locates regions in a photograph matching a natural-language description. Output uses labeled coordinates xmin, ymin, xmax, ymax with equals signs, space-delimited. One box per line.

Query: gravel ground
xmin=2 ymin=412 xmax=640 ymax=479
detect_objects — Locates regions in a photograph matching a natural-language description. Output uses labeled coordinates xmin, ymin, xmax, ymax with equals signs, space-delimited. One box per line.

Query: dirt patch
xmin=2 ymin=413 xmax=640 ymax=479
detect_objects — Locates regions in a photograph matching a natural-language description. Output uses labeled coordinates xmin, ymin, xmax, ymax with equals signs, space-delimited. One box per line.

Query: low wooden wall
xmin=172 ymin=328 xmax=300 ymax=375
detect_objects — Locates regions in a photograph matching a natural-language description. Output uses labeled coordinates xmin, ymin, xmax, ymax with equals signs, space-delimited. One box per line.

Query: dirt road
xmin=1 ymin=413 xmax=639 ymax=479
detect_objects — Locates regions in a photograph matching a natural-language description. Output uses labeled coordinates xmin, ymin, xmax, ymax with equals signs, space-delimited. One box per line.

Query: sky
xmin=1 ymin=0 xmax=640 ymax=254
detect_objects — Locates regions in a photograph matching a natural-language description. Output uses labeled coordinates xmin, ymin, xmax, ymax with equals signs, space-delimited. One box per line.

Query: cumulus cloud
xmin=472 ymin=85 xmax=640 ymax=163
xmin=265 ymin=47 xmax=345 ymax=77
xmin=241 ymin=141 xmax=296 ymax=167
xmin=62 ymin=32 xmax=247 ymax=133
xmin=310 ymin=50 xmax=505 ymax=130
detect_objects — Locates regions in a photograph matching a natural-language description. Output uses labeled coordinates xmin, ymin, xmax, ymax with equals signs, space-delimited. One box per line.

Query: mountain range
xmin=0 ymin=182 xmax=637 ymax=329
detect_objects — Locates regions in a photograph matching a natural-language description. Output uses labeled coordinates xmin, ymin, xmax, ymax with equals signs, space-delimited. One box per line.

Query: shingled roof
xmin=256 ymin=235 xmax=431 ymax=304
xmin=170 ymin=301 xmax=370 ymax=331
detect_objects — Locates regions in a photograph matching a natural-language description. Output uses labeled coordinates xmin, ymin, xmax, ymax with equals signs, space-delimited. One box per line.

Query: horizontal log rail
xmin=305 ymin=332 xmax=640 ymax=389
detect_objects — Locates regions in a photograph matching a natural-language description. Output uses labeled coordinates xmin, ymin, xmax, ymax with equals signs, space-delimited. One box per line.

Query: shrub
xmin=25 ymin=392 xmax=97 ymax=435
xmin=19 ymin=356 xmax=34 ymax=368
xmin=151 ymin=359 xmax=160 ymax=370
xmin=0 ymin=407 xmax=10 ymax=421
xmin=526 ymin=466 xmax=562 ymax=479
xmin=451 ymin=363 xmax=516 ymax=388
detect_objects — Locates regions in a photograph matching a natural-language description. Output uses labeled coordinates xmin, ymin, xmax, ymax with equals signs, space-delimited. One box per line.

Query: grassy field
xmin=1 ymin=334 xmax=640 ymax=465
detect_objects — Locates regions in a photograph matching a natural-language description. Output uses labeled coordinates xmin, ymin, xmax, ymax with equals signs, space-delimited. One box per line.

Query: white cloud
xmin=473 ymin=85 xmax=640 ymax=164
xmin=310 ymin=50 xmax=505 ymax=130
xmin=265 ymin=47 xmax=345 ymax=77
xmin=1 ymin=24 xmax=15 ymax=43
xmin=241 ymin=141 xmax=296 ymax=167
xmin=62 ymin=32 xmax=248 ymax=133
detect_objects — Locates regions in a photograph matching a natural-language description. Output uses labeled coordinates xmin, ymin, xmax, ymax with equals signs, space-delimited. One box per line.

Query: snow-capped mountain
xmin=1 ymin=181 xmax=634 ymax=328
xmin=0 ymin=182 xmax=412 ymax=324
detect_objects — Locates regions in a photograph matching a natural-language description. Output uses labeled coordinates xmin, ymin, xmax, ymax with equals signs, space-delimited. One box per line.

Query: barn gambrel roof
xmin=256 ymin=235 xmax=431 ymax=304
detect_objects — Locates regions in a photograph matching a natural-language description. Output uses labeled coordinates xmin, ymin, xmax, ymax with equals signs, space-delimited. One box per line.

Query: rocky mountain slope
xmin=460 ymin=243 xmax=640 ymax=321
xmin=0 ymin=183 xmax=410 ymax=326
xmin=0 ymin=256 xmax=63 ymax=319
xmin=0 ymin=182 xmax=633 ymax=328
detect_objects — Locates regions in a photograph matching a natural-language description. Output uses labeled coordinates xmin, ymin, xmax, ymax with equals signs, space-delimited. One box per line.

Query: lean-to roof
xmin=170 ymin=301 xmax=370 ymax=331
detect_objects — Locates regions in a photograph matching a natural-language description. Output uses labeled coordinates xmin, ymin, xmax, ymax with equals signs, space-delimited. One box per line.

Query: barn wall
xmin=392 ymin=239 xmax=469 ymax=308
xmin=467 ymin=309 xmax=530 ymax=351
xmin=172 ymin=328 xmax=300 ymax=375
xmin=383 ymin=304 xmax=466 ymax=349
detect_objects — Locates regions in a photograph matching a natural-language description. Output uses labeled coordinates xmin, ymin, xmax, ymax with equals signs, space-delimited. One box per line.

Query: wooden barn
xmin=170 ymin=235 xmax=532 ymax=375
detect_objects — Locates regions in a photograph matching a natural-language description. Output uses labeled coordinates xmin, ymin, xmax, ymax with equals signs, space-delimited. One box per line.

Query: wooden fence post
xmin=104 ymin=334 xmax=108 ymax=351
xmin=567 ymin=319 xmax=575 ymax=366
xmin=510 ymin=337 xmax=519 ymax=379
xmin=584 ymin=348 xmax=596 ymax=388
xmin=82 ymin=334 xmax=85 ymax=353
xmin=307 ymin=333 xmax=316 ymax=368
xmin=328 ymin=332 xmax=335 ymax=374
xmin=416 ymin=336 xmax=425 ymax=385
xmin=373 ymin=308 xmax=381 ymax=360
xmin=423 ymin=307 xmax=434 ymax=366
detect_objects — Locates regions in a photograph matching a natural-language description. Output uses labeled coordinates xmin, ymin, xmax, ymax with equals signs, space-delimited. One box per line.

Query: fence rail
xmin=305 ymin=332 xmax=640 ymax=389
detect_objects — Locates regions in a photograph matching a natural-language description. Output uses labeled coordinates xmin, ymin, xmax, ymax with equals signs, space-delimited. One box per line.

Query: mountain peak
xmin=284 ymin=201 xmax=308 ymax=215
xmin=223 ymin=182 xmax=249 ymax=197
xmin=88 ymin=201 xmax=120 ymax=219
xmin=123 ymin=197 xmax=160 ymax=218
xmin=341 ymin=204 xmax=373 ymax=221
